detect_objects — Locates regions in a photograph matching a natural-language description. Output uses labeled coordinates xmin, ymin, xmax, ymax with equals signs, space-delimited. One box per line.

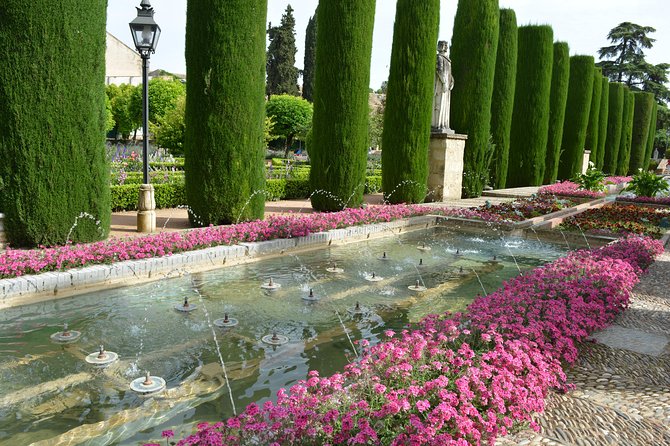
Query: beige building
xmin=105 ymin=32 xmax=142 ymax=86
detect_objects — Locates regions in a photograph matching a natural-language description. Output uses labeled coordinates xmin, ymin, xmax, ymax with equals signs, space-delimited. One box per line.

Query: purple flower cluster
xmin=161 ymin=235 xmax=662 ymax=446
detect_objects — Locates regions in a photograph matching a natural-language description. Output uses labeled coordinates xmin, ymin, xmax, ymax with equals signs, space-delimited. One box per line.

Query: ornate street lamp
xmin=129 ymin=0 xmax=161 ymax=232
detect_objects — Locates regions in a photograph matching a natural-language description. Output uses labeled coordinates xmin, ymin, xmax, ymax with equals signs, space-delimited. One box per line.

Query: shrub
xmin=450 ymin=0 xmax=499 ymax=197
xmin=381 ymin=0 xmax=440 ymax=204
xmin=572 ymin=162 xmax=606 ymax=192
xmin=365 ymin=175 xmax=382 ymax=194
xmin=110 ymin=183 xmax=186 ymax=211
xmin=544 ymin=42 xmax=571 ymax=184
xmin=627 ymin=91 xmax=655 ymax=174
xmin=603 ymin=83 xmax=625 ymax=174
xmin=624 ymin=169 xmax=669 ymax=198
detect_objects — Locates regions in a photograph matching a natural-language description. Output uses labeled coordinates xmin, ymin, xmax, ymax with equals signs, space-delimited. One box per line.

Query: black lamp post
xmin=130 ymin=0 xmax=160 ymax=232
xmin=129 ymin=0 xmax=161 ymax=185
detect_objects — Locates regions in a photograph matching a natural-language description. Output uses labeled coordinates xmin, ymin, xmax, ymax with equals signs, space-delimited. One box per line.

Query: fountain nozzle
xmin=142 ymin=371 xmax=153 ymax=386
xmin=223 ymin=313 xmax=229 ymax=323
xmin=183 ymin=297 xmax=189 ymax=308
xmin=62 ymin=323 xmax=71 ymax=337
xmin=272 ymin=332 xmax=279 ymax=341
xmin=419 ymin=258 xmax=423 ymax=266
xmin=415 ymin=280 xmax=420 ymax=287
xmin=268 ymin=277 xmax=274 ymax=286
xmin=309 ymin=289 xmax=314 ymax=298
xmin=459 ymin=266 xmax=464 ymax=273
xmin=97 ymin=345 xmax=107 ymax=360
xmin=355 ymin=302 xmax=361 ymax=311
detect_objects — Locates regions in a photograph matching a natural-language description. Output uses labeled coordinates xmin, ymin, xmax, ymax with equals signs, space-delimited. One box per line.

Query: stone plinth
xmin=426 ymin=133 xmax=468 ymax=201
xmin=137 ymin=184 xmax=156 ymax=233
xmin=582 ymin=150 xmax=592 ymax=174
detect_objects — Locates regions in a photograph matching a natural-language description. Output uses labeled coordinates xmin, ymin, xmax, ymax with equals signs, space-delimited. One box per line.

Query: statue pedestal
xmin=137 ymin=184 xmax=156 ymax=233
xmin=426 ymin=133 xmax=468 ymax=202
xmin=582 ymin=150 xmax=592 ymax=174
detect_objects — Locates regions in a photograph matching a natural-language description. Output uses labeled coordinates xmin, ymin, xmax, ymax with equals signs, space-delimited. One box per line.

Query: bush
xmin=365 ymin=175 xmax=382 ymax=194
xmin=572 ymin=162 xmax=606 ymax=192
xmin=110 ymin=183 xmax=187 ymax=211
xmin=624 ymin=169 xmax=669 ymax=198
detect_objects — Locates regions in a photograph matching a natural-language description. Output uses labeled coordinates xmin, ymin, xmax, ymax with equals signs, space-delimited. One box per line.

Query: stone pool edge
xmin=0 ymin=215 xmax=437 ymax=309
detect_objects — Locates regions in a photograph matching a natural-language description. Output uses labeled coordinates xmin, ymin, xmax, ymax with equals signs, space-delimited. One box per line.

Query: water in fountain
xmin=66 ymin=212 xmax=105 ymax=242
xmin=162 ymin=205 xmax=207 ymax=230
xmin=471 ymin=269 xmax=488 ymax=296
xmin=558 ymin=229 xmax=572 ymax=250
xmin=574 ymin=222 xmax=591 ymax=249
xmin=529 ymin=226 xmax=543 ymax=244
xmin=235 ymin=190 xmax=272 ymax=224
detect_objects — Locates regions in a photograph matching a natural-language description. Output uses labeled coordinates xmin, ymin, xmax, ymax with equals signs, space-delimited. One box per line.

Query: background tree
xmin=628 ymin=91 xmax=655 ymax=173
xmin=130 ymin=78 xmax=186 ymax=126
xmin=595 ymin=77 xmax=610 ymax=169
xmin=544 ymin=42 xmax=571 ymax=184
xmin=266 ymin=94 xmax=313 ymax=157
xmin=0 ymin=0 xmax=110 ymax=246
xmin=368 ymin=103 xmax=385 ymax=150
xmin=507 ymin=25 xmax=553 ymax=187
xmin=586 ymin=68 xmax=603 ymax=163
xmin=302 ymin=8 xmax=317 ymax=102
xmin=603 ymin=82 xmax=625 ymax=173
xmin=381 ymin=0 xmax=440 ymax=204
xmin=558 ymin=55 xmax=594 ymax=180
xmin=267 ymin=5 xmax=299 ymax=96
xmin=450 ymin=0 xmax=500 ymax=197
xmin=184 ymin=0 xmax=267 ymax=225
xmin=597 ymin=22 xmax=656 ymax=85
xmin=154 ymin=95 xmax=186 ymax=157
xmin=489 ymin=9 xmax=517 ymax=189
xmin=106 ymin=84 xmax=141 ymax=139
xmin=616 ymin=89 xmax=635 ymax=175
xmin=310 ymin=0 xmax=376 ymax=211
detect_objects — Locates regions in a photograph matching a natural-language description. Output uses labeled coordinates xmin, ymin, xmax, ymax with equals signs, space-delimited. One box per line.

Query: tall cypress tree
xmin=302 ymin=8 xmax=318 ymax=102
xmin=643 ymin=101 xmax=658 ymax=167
xmin=489 ymin=9 xmax=518 ymax=190
xmin=544 ymin=42 xmax=571 ymax=184
xmin=267 ymin=5 xmax=300 ymax=96
xmin=507 ymin=25 xmax=553 ymax=187
xmin=627 ymin=91 xmax=655 ymax=173
xmin=586 ymin=68 xmax=603 ymax=163
xmin=603 ymin=83 xmax=625 ymax=174
xmin=310 ymin=0 xmax=376 ymax=211
xmin=381 ymin=0 xmax=439 ymax=204
xmin=616 ymin=89 xmax=635 ymax=175
xmin=595 ymin=77 xmax=610 ymax=170
xmin=450 ymin=0 xmax=500 ymax=197
xmin=184 ymin=0 xmax=267 ymax=225
xmin=558 ymin=55 xmax=594 ymax=180
xmin=0 ymin=1 xmax=110 ymax=247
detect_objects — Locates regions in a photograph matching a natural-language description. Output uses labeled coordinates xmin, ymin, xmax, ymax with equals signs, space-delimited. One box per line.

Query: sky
xmin=107 ymin=0 xmax=670 ymax=90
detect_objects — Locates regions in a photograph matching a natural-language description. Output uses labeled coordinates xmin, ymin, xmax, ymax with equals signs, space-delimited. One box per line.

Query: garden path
xmin=497 ymin=248 xmax=670 ymax=446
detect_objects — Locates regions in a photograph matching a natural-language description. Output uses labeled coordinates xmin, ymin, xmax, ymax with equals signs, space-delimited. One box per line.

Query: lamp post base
xmin=137 ymin=184 xmax=156 ymax=233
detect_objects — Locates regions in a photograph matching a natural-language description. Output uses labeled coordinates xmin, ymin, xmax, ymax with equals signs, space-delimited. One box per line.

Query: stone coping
xmin=0 ymin=215 xmax=438 ymax=309
xmin=429 ymin=132 xmax=468 ymax=140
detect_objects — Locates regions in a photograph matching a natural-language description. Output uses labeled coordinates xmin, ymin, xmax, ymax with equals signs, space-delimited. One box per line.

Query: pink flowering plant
xmin=159 ymin=235 xmax=662 ymax=446
xmin=539 ymin=176 xmax=631 ymax=199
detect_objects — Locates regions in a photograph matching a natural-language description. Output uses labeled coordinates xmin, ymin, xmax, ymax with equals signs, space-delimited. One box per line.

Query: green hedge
xmin=644 ymin=101 xmax=658 ymax=167
xmin=558 ymin=55 xmax=594 ymax=180
xmin=627 ymin=91 xmax=655 ymax=174
xmin=595 ymin=77 xmax=610 ymax=170
xmin=616 ymin=89 xmax=635 ymax=175
xmin=603 ymin=83 xmax=625 ymax=174
xmin=310 ymin=0 xmax=376 ymax=210
xmin=585 ymin=68 xmax=603 ymax=163
xmin=450 ymin=0 xmax=499 ymax=197
xmin=543 ymin=41 xmax=570 ymax=184
xmin=507 ymin=25 xmax=553 ymax=187
xmin=381 ymin=0 xmax=440 ymax=204
xmin=184 ymin=0 xmax=267 ymax=225
xmin=489 ymin=8 xmax=518 ymax=189
xmin=0 ymin=1 xmax=110 ymax=247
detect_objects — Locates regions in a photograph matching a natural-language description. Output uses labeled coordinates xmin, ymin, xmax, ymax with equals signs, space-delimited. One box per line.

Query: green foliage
xmin=628 ymin=91 xmax=655 ymax=173
xmin=603 ymin=82 xmax=625 ymax=173
xmin=544 ymin=42 xmax=571 ymax=184
xmin=131 ymin=78 xmax=186 ymax=126
xmin=368 ymin=104 xmax=384 ymax=150
xmin=624 ymin=169 xmax=669 ymax=197
xmin=616 ymin=89 xmax=635 ymax=175
xmin=153 ymin=95 xmax=186 ymax=156
xmin=573 ymin=162 xmax=606 ymax=192
xmin=450 ymin=0 xmax=500 ymax=197
xmin=595 ymin=77 xmax=610 ymax=170
xmin=302 ymin=8 xmax=317 ymax=102
xmin=489 ymin=8 xmax=518 ymax=189
xmin=184 ymin=0 xmax=267 ymax=225
xmin=310 ymin=0 xmax=376 ymax=211
xmin=643 ymin=101 xmax=658 ymax=167
xmin=267 ymin=5 xmax=299 ymax=96
xmin=507 ymin=25 xmax=553 ymax=187
xmin=266 ymin=94 xmax=313 ymax=157
xmin=111 ymin=183 xmax=186 ymax=211
xmin=381 ymin=0 xmax=440 ymax=203
xmin=586 ymin=68 xmax=603 ymax=162
xmin=558 ymin=55 xmax=594 ymax=180
xmin=105 ymin=94 xmax=115 ymax=132
xmin=106 ymin=83 xmax=141 ymax=139
xmin=365 ymin=175 xmax=382 ymax=193
xmin=0 ymin=0 xmax=110 ymax=247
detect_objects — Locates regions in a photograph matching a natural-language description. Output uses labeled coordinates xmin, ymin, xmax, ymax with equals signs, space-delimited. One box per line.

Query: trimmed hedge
xmin=0 ymin=1 xmax=110 ymax=247
xmin=381 ymin=0 xmax=440 ymax=204
xmin=310 ymin=0 xmax=376 ymax=211
xmin=507 ymin=25 xmax=553 ymax=187
xmin=489 ymin=8 xmax=518 ymax=189
xmin=595 ymin=77 xmax=610 ymax=170
xmin=450 ymin=0 xmax=499 ymax=197
xmin=558 ymin=55 xmax=594 ymax=180
xmin=184 ymin=0 xmax=267 ymax=225
xmin=628 ymin=92 xmax=655 ymax=173
xmin=603 ymin=83 xmax=625 ymax=174
xmin=644 ymin=101 xmax=658 ymax=167
xmin=543 ymin=41 xmax=571 ymax=184
xmin=616 ymin=89 xmax=635 ymax=175
xmin=586 ymin=68 xmax=603 ymax=163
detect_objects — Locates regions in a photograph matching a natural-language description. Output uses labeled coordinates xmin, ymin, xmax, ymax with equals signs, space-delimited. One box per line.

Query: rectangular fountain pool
xmin=0 ymin=227 xmax=567 ymax=445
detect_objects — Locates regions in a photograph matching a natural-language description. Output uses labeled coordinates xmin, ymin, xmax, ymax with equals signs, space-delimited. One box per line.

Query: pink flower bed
xmin=0 ymin=205 xmax=487 ymax=279
xmin=615 ymin=195 xmax=670 ymax=206
xmin=538 ymin=177 xmax=631 ymax=198
xmin=162 ymin=235 xmax=662 ymax=446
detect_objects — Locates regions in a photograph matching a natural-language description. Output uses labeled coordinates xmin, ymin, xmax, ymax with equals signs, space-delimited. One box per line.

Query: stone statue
xmin=432 ymin=40 xmax=455 ymax=134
